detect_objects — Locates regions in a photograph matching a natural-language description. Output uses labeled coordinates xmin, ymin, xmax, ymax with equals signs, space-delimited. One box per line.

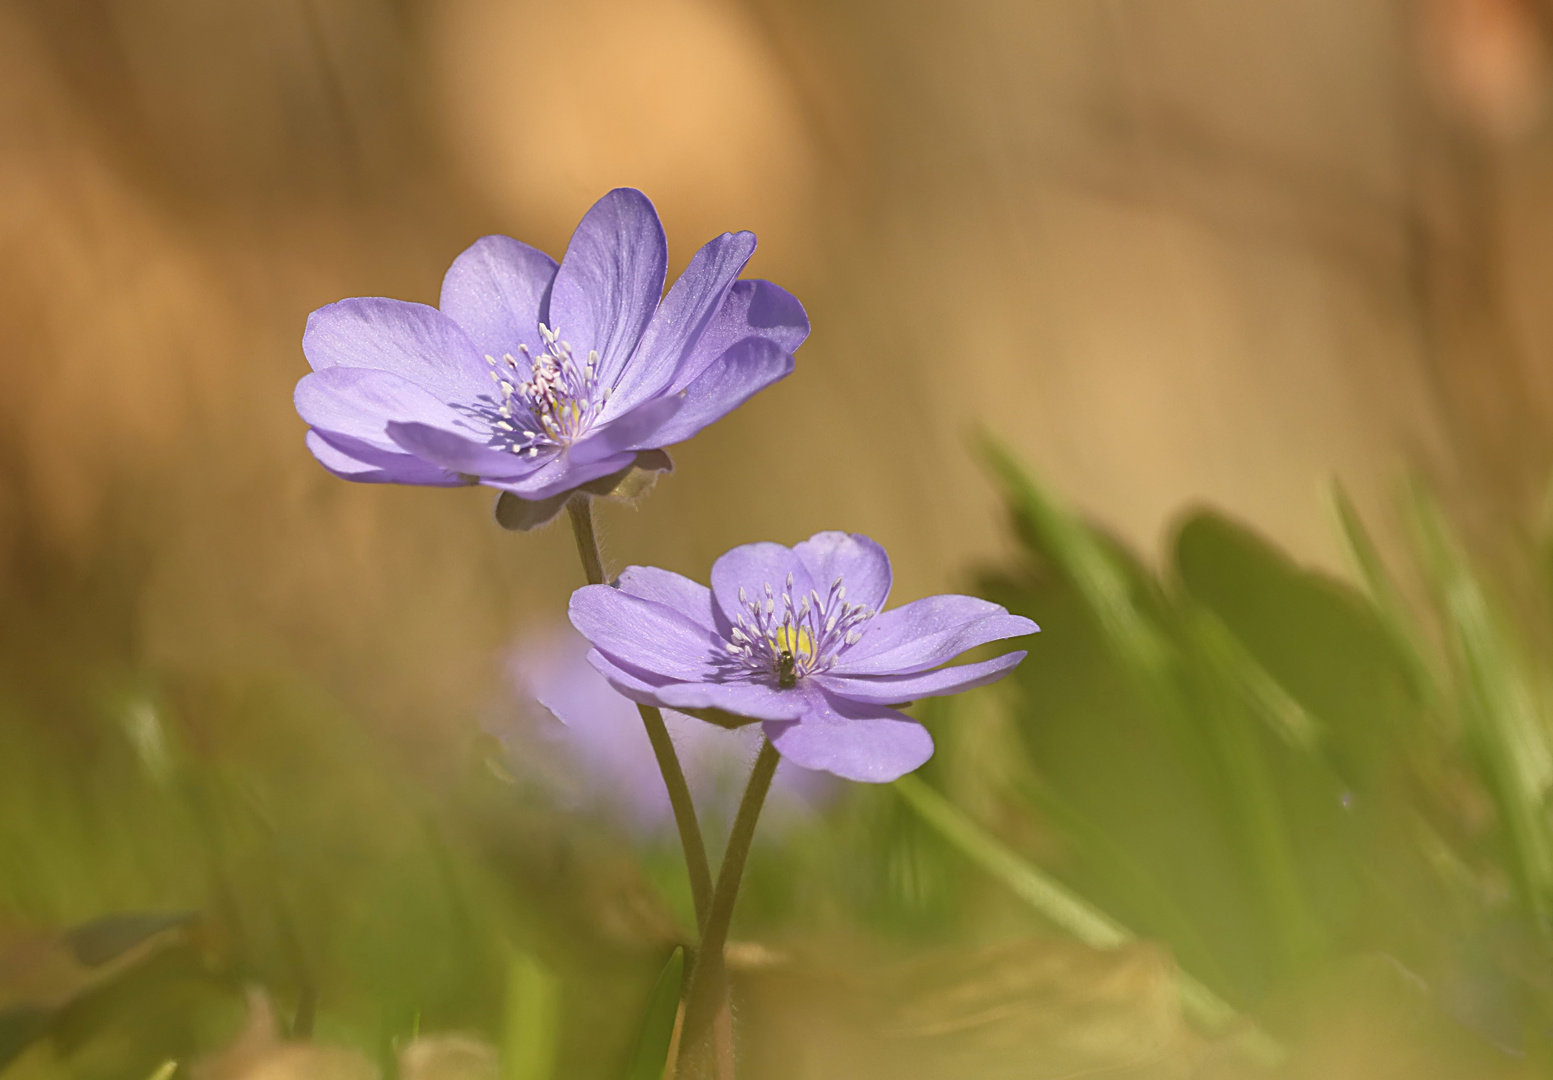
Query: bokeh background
xmin=6 ymin=0 xmax=1553 ymax=1077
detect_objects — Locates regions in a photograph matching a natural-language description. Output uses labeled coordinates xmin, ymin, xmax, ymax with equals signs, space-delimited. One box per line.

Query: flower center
xmin=723 ymin=572 xmax=875 ymax=687
xmin=484 ymin=324 xmax=611 ymax=457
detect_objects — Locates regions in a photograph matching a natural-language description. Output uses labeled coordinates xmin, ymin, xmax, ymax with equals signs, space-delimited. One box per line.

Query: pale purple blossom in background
xmin=500 ymin=627 xmax=833 ymax=836
xmin=569 ymin=532 xmax=1038 ymax=783
xmin=293 ymin=188 xmax=807 ymax=516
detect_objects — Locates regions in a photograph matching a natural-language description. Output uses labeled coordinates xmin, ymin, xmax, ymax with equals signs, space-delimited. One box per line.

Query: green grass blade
xmin=1192 ymin=610 xmax=1321 ymax=754
xmin=894 ymin=774 xmax=1282 ymax=1066
xmin=1329 ymin=481 xmax=1439 ymax=705
xmin=621 ymin=947 xmax=684 ymax=1080
xmin=1408 ymin=487 xmax=1553 ymax=930
xmin=980 ymin=433 xmax=1171 ymax=684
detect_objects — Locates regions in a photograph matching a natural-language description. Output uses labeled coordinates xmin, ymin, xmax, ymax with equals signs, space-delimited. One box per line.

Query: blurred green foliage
xmin=4 ymin=447 xmax=1553 ymax=1076
xmin=956 ymin=440 xmax=1553 ymax=1066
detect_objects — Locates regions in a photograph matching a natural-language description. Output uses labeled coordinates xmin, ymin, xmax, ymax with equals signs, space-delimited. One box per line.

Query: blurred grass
xmin=3 ymin=442 xmax=1553 ymax=1076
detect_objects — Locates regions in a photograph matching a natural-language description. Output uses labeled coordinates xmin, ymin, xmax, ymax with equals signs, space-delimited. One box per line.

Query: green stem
xmin=565 ymin=495 xmax=607 ymax=586
xmin=564 ymin=493 xmax=713 ymax=929
xmin=676 ymin=738 xmax=780 ymax=1079
xmin=639 ymin=702 xmax=713 ymax=929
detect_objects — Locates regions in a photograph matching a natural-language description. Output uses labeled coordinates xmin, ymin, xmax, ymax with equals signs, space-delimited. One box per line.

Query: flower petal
xmin=816 ymin=650 xmax=1028 ymax=705
xmin=585 ymin=649 xmax=808 ymax=721
xmin=385 ymin=421 xmax=543 ymax=479
xmin=303 ymin=297 xmax=492 ymax=405
xmin=600 ymin=230 xmax=757 ymax=420
xmin=577 ymin=393 xmax=685 ymax=456
xmin=762 ymin=688 xmax=932 ymax=782
xmin=794 ymin=532 xmax=892 ymax=614
xmin=484 ymin=449 xmax=640 ymax=500
xmin=667 ymin=279 xmax=809 ymax=395
xmin=546 ymin=188 xmax=667 ymax=386
xmin=569 ymin=584 xmax=721 ymax=682
xmin=639 ymin=337 xmax=794 ymax=447
xmin=652 ymin=681 xmax=807 ymax=719
xmin=439 ymin=235 xmax=558 ymax=360
xmin=652 ymin=680 xmax=808 ymax=720
xmin=833 ymin=596 xmax=1038 ymax=675
xmin=304 ymin=430 xmax=467 ymax=486
xmin=615 ymin=566 xmax=716 ymax=629
xmin=295 ymin=366 xmax=486 ymax=451
xmin=709 ymin=541 xmax=819 ymax=629
xmin=584 ymin=647 xmax=678 ymax=700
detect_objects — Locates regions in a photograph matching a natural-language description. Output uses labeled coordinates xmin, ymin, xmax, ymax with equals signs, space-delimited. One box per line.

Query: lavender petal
xmin=817 ymin=650 xmax=1028 ymax=705
xmin=302 ymin=297 xmax=492 ymax=404
xmin=600 ymin=230 xmax=757 ymax=421
xmin=305 ymin=430 xmax=467 ymax=486
xmin=484 ymin=449 xmax=640 ymax=500
xmin=667 ymin=279 xmax=809 ymax=396
xmin=568 ymin=586 xmax=721 ymax=682
xmin=546 ymin=188 xmax=667 ymax=386
xmin=638 ymin=337 xmax=794 ymax=447
xmin=762 ymin=688 xmax=933 ymax=782
xmin=793 ymin=532 xmax=892 ymax=614
xmin=833 ymin=596 xmax=1038 ymax=675
xmin=615 ymin=566 xmax=717 ymax=630
xmin=385 ymin=421 xmax=546 ymax=479
xmin=439 ymin=234 xmax=558 ymax=361
xmin=295 ymin=366 xmax=486 ymax=451
xmin=709 ymin=541 xmax=820 ymax=629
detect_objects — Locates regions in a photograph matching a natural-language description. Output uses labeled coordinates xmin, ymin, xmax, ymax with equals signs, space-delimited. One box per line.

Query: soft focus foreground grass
xmin=2 ymin=451 xmax=1552 ymax=1078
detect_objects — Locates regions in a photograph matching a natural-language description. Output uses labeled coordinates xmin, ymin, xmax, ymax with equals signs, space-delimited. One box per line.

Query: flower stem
xmin=638 ymin=703 xmax=714 ymax=929
xmin=676 ymin=738 xmax=780 ymax=1079
xmin=565 ymin=495 xmax=607 ymax=586
xmin=564 ymin=493 xmax=714 ymax=929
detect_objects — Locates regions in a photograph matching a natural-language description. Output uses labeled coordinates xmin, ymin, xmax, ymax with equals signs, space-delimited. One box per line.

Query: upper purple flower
xmin=568 ymin=532 xmax=1038 ymax=783
xmin=294 ymin=188 xmax=808 ymax=502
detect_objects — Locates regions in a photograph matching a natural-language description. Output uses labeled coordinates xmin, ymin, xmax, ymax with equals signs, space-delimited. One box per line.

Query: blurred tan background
xmin=3 ymin=0 xmax=1552 ymax=750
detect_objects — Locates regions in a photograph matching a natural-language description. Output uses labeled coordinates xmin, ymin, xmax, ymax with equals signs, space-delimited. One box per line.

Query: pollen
xmin=485 ymin=323 xmax=607 ymax=458
xmin=722 ymin=573 xmax=875 ymax=688
xmin=773 ymin=624 xmax=815 ymax=660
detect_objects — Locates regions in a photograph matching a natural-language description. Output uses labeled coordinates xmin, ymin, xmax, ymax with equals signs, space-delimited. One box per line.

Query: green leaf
xmin=1174 ymin=509 xmax=1416 ymax=788
xmin=621 ymin=948 xmax=683 ymax=1080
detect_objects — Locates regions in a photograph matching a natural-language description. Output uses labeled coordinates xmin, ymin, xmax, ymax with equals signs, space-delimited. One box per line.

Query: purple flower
xmin=294 ymin=189 xmax=808 ymax=515
xmin=568 ymin=532 xmax=1038 ymax=782
xmin=502 ymin=626 xmax=833 ymax=836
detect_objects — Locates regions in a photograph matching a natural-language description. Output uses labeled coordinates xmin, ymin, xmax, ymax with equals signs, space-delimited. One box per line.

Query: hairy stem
xmin=564 ymin=493 xmax=714 ymax=928
xmin=565 ymin=495 xmax=607 ymax=587
xmin=676 ymin=738 xmax=781 ymax=1079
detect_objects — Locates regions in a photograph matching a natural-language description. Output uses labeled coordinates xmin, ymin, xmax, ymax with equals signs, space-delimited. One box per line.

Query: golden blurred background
xmin=6 ymin=2 xmax=1553 ymax=1075
xmin=1 ymin=0 xmax=1551 ymax=732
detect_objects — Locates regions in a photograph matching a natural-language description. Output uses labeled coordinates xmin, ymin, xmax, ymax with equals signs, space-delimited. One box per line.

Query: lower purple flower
xmin=568 ymin=532 xmax=1039 ymax=782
